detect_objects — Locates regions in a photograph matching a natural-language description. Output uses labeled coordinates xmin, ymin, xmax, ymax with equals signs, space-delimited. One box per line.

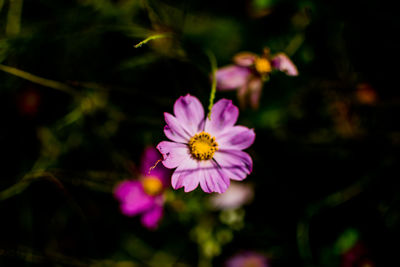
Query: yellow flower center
xmin=142 ymin=176 xmax=163 ymax=196
xmin=188 ymin=132 xmax=218 ymax=160
xmin=254 ymin=57 xmax=272 ymax=74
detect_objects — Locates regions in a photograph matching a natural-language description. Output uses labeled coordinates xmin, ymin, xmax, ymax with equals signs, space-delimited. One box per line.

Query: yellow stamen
xmin=142 ymin=176 xmax=163 ymax=196
xmin=188 ymin=132 xmax=218 ymax=160
xmin=254 ymin=57 xmax=272 ymax=74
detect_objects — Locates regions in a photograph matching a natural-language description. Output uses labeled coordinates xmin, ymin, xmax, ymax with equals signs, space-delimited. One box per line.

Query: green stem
xmin=6 ymin=0 xmax=24 ymax=36
xmin=0 ymin=0 xmax=5 ymax=13
xmin=0 ymin=64 xmax=80 ymax=97
xmin=134 ymin=33 xmax=171 ymax=48
xmin=285 ymin=33 xmax=305 ymax=57
xmin=207 ymin=51 xmax=217 ymax=119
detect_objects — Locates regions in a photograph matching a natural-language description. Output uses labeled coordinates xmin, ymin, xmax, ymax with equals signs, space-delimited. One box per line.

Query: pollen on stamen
xmin=188 ymin=132 xmax=218 ymax=160
xmin=148 ymin=157 xmax=163 ymax=174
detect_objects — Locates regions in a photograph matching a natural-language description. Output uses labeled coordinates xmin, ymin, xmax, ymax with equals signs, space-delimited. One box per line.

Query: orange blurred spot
xmin=142 ymin=176 xmax=163 ymax=196
xmin=356 ymin=83 xmax=377 ymax=105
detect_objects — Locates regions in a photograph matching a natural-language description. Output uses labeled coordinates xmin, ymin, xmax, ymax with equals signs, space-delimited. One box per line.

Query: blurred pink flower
xmin=114 ymin=147 xmax=170 ymax=229
xmin=216 ymin=49 xmax=298 ymax=109
xmin=226 ymin=251 xmax=269 ymax=267
xmin=157 ymin=94 xmax=255 ymax=194
xmin=210 ymin=182 xmax=254 ymax=210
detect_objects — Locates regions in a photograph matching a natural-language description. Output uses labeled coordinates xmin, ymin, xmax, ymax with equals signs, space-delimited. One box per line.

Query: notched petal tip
xmin=272 ymin=53 xmax=299 ymax=76
xmin=156 ymin=142 xmax=167 ymax=160
xmin=183 ymin=186 xmax=196 ymax=193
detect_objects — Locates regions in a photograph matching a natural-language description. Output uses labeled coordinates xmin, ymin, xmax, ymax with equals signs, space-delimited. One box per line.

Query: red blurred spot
xmin=17 ymin=88 xmax=41 ymax=116
xmin=341 ymin=241 xmax=375 ymax=267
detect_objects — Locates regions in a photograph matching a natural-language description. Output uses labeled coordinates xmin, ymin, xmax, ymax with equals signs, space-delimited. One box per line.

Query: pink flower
xmin=157 ymin=94 xmax=255 ymax=194
xmin=114 ymin=147 xmax=170 ymax=229
xmin=216 ymin=49 xmax=298 ymax=109
xmin=225 ymin=251 xmax=269 ymax=267
xmin=210 ymin=181 xmax=254 ymax=210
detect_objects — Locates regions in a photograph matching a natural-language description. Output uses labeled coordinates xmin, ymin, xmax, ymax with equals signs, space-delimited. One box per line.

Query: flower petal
xmin=199 ymin=160 xmax=230 ymax=194
xmin=248 ymin=78 xmax=263 ymax=109
xmin=139 ymin=147 xmax=171 ymax=186
xmin=233 ymin=52 xmax=257 ymax=67
xmin=237 ymin=82 xmax=249 ymax=109
xmin=171 ymin=158 xmax=230 ymax=193
xmin=173 ymin=94 xmax=205 ymax=135
xmin=157 ymin=141 xmax=189 ymax=169
xmin=114 ymin=181 xmax=154 ymax=216
xmin=171 ymin=157 xmax=200 ymax=192
xmin=140 ymin=147 xmax=161 ymax=174
xmin=205 ymin=99 xmax=239 ymax=137
xmin=164 ymin=112 xmax=191 ymax=142
xmin=271 ymin=53 xmax=298 ymax=76
xmin=216 ymin=65 xmax=251 ymax=90
xmin=213 ymin=150 xmax=253 ymax=181
xmin=210 ymin=182 xmax=254 ymax=210
xmin=217 ymin=126 xmax=255 ymax=150
xmin=141 ymin=203 xmax=163 ymax=229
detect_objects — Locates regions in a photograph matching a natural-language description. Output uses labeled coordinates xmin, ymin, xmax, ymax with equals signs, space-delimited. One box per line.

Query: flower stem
xmin=207 ymin=51 xmax=217 ymax=119
xmin=134 ymin=33 xmax=171 ymax=48
xmin=0 ymin=64 xmax=80 ymax=97
xmin=6 ymin=0 xmax=23 ymax=36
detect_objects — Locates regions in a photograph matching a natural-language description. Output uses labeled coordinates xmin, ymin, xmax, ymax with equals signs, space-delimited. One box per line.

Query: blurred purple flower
xmin=114 ymin=147 xmax=170 ymax=229
xmin=216 ymin=49 xmax=298 ymax=109
xmin=226 ymin=251 xmax=269 ymax=267
xmin=210 ymin=182 xmax=254 ymax=210
xmin=157 ymin=94 xmax=255 ymax=194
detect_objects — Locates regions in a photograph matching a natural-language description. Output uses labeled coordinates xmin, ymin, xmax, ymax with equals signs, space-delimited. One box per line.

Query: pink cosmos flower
xmin=225 ymin=251 xmax=269 ymax=267
xmin=210 ymin=181 xmax=254 ymax=210
xmin=157 ymin=94 xmax=255 ymax=194
xmin=114 ymin=147 xmax=170 ymax=229
xmin=216 ymin=48 xmax=298 ymax=109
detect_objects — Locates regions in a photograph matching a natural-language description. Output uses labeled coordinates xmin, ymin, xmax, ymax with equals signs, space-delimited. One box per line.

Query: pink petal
xmin=216 ymin=65 xmax=251 ymax=90
xmin=217 ymin=126 xmax=255 ymax=150
xmin=164 ymin=112 xmax=191 ymax=142
xmin=205 ymin=99 xmax=239 ymax=137
xmin=140 ymin=147 xmax=161 ymax=174
xmin=141 ymin=203 xmax=163 ymax=229
xmin=171 ymin=158 xmax=229 ymax=193
xmin=210 ymin=182 xmax=254 ymax=210
xmin=140 ymin=147 xmax=171 ymax=186
xmin=199 ymin=160 xmax=230 ymax=194
xmin=248 ymin=78 xmax=263 ymax=109
xmin=171 ymin=157 xmax=200 ymax=192
xmin=237 ymin=81 xmax=249 ymax=109
xmin=157 ymin=141 xmax=189 ymax=169
xmin=114 ymin=181 xmax=154 ymax=216
xmin=233 ymin=52 xmax=257 ymax=67
xmin=173 ymin=94 xmax=205 ymax=135
xmin=226 ymin=252 xmax=269 ymax=267
xmin=271 ymin=53 xmax=298 ymax=76
xmin=213 ymin=150 xmax=253 ymax=181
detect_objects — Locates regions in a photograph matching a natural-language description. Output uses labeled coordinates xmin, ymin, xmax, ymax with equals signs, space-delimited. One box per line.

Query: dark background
xmin=0 ymin=0 xmax=399 ymax=266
